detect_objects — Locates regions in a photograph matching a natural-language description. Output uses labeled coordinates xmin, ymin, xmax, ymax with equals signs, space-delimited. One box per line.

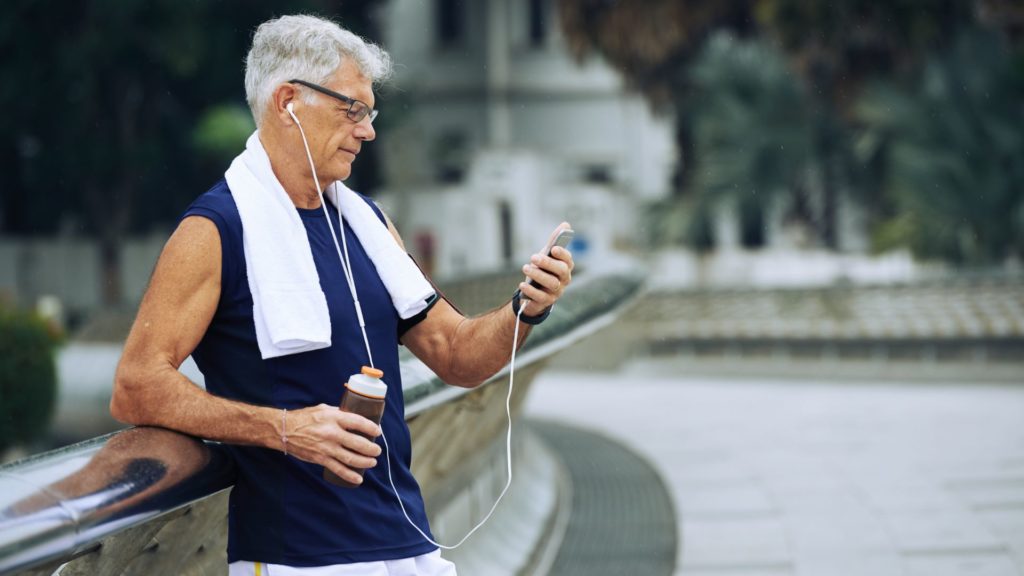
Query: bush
xmin=0 ymin=305 xmax=60 ymax=455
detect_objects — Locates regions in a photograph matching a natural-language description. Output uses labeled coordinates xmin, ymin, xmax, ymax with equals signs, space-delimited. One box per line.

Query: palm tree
xmin=688 ymin=33 xmax=813 ymax=249
xmin=557 ymin=0 xmax=1009 ymax=253
xmin=557 ymin=0 xmax=757 ymax=187
xmin=755 ymin=0 xmax=981 ymax=248
xmin=855 ymin=30 xmax=1024 ymax=263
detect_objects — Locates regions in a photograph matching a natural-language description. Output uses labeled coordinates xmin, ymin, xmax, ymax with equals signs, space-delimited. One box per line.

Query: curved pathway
xmin=527 ymin=360 xmax=1024 ymax=576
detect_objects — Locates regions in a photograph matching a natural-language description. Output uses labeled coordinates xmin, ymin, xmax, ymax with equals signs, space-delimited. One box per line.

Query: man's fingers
xmin=335 ymin=412 xmax=382 ymax=443
xmin=521 ymin=264 xmax=561 ymax=294
xmin=550 ymin=246 xmax=575 ymax=272
xmin=529 ymin=254 xmax=570 ymax=283
xmin=336 ymin=411 xmax=382 ymax=437
xmin=519 ymin=280 xmax=555 ymax=308
xmin=330 ymin=412 xmax=383 ymax=458
xmin=326 ymin=442 xmax=378 ymax=470
xmin=323 ymin=459 xmax=366 ymax=485
xmin=337 ymin=430 xmax=383 ymax=458
xmin=290 ymin=405 xmax=382 ymax=461
xmin=526 ymin=246 xmax=574 ymax=289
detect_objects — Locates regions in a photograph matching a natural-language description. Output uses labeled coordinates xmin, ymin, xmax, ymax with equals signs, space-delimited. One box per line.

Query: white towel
xmin=225 ymin=131 xmax=435 ymax=359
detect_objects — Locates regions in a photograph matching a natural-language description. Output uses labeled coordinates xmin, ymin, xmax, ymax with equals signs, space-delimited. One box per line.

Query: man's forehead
xmin=325 ymin=61 xmax=375 ymax=105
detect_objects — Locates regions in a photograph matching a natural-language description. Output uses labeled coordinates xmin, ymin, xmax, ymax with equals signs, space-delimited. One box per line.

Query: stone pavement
xmin=525 ymin=360 xmax=1024 ymax=576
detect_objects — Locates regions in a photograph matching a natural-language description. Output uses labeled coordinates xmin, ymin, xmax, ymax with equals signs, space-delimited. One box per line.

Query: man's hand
xmin=518 ymin=223 xmax=575 ymax=317
xmin=284 ymin=404 xmax=383 ymax=486
xmin=396 ymin=218 xmax=575 ymax=388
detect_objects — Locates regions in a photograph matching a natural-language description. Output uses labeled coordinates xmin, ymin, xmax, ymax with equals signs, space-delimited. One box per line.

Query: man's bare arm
xmin=383 ymin=215 xmax=573 ymax=387
xmin=110 ymin=216 xmax=381 ymax=485
xmin=400 ymin=298 xmax=530 ymax=387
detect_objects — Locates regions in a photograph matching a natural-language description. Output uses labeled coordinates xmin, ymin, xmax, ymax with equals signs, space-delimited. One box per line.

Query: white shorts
xmin=228 ymin=550 xmax=457 ymax=576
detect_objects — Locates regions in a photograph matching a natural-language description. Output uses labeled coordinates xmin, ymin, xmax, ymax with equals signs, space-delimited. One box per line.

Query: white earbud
xmin=286 ymin=101 xmax=294 ymax=113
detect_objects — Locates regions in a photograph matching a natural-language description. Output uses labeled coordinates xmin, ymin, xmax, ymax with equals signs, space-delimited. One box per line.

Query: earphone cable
xmin=379 ymin=302 xmax=524 ymax=549
xmin=290 ymin=109 xmax=375 ymax=368
xmin=289 ymin=111 xmax=519 ymax=549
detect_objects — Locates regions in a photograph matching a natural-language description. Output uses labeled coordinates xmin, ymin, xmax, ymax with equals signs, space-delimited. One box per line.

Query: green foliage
xmin=0 ymin=306 xmax=60 ymax=454
xmin=193 ymin=105 xmax=257 ymax=165
xmin=0 ymin=1 xmax=383 ymax=305
xmin=856 ymin=31 xmax=1024 ymax=264
xmin=687 ymin=33 xmax=813 ymax=248
xmin=558 ymin=0 xmax=1014 ymax=256
xmin=0 ymin=0 xmax=382 ymax=237
xmin=755 ymin=0 xmax=973 ymax=78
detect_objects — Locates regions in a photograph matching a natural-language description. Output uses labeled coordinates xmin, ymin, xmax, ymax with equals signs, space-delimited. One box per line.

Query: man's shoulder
xmin=352 ymin=190 xmax=387 ymax=225
xmin=183 ymin=179 xmax=241 ymax=227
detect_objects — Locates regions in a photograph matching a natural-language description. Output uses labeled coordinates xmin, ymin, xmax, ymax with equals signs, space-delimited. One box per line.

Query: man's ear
xmin=271 ymin=83 xmax=301 ymax=126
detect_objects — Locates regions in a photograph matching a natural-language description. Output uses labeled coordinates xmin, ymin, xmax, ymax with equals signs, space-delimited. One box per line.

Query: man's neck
xmin=260 ymin=132 xmax=323 ymax=210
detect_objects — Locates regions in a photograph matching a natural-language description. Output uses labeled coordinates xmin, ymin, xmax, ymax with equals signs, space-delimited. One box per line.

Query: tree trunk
xmin=88 ymin=76 xmax=143 ymax=308
xmin=818 ymin=121 xmax=839 ymax=250
xmin=99 ymin=234 xmax=122 ymax=308
xmin=809 ymin=54 xmax=840 ymax=249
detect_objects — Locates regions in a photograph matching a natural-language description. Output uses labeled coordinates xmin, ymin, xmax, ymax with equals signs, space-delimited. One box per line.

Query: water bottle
xmin=323 ymin=366 xmax=387 ymax=488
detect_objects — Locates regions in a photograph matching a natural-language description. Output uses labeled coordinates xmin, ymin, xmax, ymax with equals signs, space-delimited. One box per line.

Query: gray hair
xmin=244 ymin=14 xmax=393 ymax=126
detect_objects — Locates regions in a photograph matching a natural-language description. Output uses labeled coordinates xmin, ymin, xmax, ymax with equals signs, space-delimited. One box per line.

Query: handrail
xmin=401 ymin=271 xmax=642 ymax=415
xmin=0 ymin=429 xmax=236 ymax=575
xmin=0 ymin=269 xmax=643 ymax=575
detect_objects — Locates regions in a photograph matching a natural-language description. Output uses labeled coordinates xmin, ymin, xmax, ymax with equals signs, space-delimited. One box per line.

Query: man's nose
xmin=355 ymin=119 xmax=375 ymax=141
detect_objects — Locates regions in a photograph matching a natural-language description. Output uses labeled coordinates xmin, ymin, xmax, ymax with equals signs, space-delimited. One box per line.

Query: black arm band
xmin=511 ymin=289 xmax=551 ymax=325
xmin=397 ymin=292 xmax=440 ymax=339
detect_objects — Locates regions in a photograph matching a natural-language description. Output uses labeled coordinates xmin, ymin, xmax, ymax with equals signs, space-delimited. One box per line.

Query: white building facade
xmin=376 ymin=0 xmax=676 ymax=280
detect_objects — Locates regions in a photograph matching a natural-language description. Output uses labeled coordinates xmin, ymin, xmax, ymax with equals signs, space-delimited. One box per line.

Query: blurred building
xmin=375 ymin=0 xmax=676 ymax=279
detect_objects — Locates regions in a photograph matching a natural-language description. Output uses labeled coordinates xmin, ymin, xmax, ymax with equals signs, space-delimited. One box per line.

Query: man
xmin=110 ymin=14 xmax=573 ymax=576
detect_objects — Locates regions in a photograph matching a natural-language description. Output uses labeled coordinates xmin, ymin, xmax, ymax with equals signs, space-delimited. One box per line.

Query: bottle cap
xmin=346 ymin=367 xmax=387 ymax=399
xmin=361 ymin=366 xmax=384 ymax=379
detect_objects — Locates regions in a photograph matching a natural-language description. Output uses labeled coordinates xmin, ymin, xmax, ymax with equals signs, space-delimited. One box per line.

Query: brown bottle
xmin=323 ymin=366 xmax=387 ymax=488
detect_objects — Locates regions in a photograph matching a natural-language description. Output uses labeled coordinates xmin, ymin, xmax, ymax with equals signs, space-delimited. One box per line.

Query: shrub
xmin=0 ymin=305 xmax=60 ymax=455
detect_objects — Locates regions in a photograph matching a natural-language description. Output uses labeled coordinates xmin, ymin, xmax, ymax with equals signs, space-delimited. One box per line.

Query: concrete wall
xmin=0 ymin=235 xmax=165 ymax=314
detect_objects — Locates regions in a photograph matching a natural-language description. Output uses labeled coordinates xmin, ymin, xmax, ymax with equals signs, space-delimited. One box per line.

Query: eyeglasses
xmin=288 ymin=79 xmax=378 ymax=124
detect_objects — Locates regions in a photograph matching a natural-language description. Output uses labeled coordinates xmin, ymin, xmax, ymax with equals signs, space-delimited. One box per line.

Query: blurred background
xmin=1 ymin=0 xmax=1023 ymax=573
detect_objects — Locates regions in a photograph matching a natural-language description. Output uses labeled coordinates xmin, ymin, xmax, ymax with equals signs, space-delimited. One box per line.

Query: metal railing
xmin=0 ymin=269 xmax=642 ymax=575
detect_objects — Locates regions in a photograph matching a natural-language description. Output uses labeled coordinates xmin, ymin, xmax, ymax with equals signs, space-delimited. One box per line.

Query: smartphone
xmin=541 ymin=228 xmax=575 ymax=257
xmin=523 ymin=227 xmax=574 ymax=295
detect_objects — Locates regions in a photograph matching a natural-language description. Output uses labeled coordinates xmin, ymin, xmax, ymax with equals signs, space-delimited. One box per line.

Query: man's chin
xmin=333 ymin=162 xmax=353 ymax=182
xmin=323 ymin=168 xmax=351 ymax=183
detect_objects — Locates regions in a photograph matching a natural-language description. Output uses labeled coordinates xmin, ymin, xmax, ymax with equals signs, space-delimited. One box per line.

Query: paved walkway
xmin=525 ymin=360 xmax=1024 ymax=576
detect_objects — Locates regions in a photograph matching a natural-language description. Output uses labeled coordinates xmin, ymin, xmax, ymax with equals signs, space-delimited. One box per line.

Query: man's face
xmin=298 ymin=59 xmax=376 ymax=183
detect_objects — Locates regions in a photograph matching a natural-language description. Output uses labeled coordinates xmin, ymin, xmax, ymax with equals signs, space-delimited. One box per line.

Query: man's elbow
xmin=109 ymin=365 xmax=147 ymax=425
xmin=441 ymin=369 xmax=488 ymax=389
xmin=109 ymin=385 xmax=138 ymax=425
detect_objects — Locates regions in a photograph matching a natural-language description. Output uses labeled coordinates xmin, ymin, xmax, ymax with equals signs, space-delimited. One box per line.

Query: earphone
xmin=288 ymin=107 xmax=519 ymax=549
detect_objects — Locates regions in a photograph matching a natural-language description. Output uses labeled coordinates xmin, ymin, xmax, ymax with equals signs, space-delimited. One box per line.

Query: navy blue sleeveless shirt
xmin=182 ymin=180 xmax=436 ymax=566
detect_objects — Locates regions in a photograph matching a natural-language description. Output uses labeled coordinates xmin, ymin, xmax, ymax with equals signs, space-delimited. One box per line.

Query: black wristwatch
xmin=511 ymin=289 xmax=551 ymax=325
